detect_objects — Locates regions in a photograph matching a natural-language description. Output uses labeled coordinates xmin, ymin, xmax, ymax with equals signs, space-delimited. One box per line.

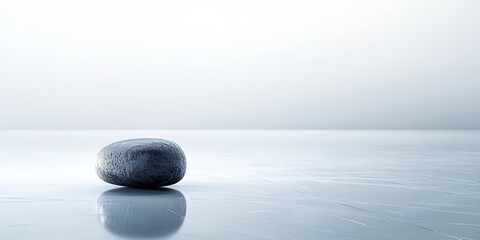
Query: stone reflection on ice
xmin=96 ymin=187 xmax=186 ymax=238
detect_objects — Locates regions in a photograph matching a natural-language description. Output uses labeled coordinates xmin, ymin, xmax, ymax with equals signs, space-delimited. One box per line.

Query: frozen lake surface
xmin=0 ymin=130 xmax=479 ymax=240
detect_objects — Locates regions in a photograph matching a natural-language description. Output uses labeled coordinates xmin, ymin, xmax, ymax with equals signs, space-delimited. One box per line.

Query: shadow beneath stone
xmin=96 ymin=187 xmax=187 ymax=238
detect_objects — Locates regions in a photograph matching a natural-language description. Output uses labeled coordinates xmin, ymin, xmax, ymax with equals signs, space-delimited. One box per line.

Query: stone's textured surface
xmin=96 ymin=138 xmax=186 ymax=188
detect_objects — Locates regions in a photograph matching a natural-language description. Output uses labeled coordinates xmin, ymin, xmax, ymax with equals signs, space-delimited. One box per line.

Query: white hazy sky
xmin=1 ymin=0 xmax=479 ymax=129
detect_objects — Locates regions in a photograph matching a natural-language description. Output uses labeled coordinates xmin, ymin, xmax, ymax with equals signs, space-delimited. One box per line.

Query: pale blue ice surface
xmin=0 ymin=130 xmax=479 ymax=239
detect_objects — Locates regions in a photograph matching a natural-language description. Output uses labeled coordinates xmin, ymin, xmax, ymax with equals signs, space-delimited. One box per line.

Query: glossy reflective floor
xmin=1 ymin=130 xmax=479 ymax=240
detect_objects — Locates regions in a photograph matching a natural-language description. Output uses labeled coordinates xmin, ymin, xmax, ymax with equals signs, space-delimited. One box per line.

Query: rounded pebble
xmin=95 ymin=138 xmax=186 ymax=188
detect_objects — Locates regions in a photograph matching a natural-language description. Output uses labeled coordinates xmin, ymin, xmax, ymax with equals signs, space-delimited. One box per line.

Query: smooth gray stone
xmin=96 ymin=138 xmax=186 ymax=188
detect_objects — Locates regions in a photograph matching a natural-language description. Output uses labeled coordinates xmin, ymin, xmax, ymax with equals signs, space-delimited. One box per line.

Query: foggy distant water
xmin=0 ymin=130 xmax=479 ymax=239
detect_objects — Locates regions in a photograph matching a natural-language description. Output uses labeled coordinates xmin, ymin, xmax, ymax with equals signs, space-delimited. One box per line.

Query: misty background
xmin=1 ymin=0 xmax=479 ymax=129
